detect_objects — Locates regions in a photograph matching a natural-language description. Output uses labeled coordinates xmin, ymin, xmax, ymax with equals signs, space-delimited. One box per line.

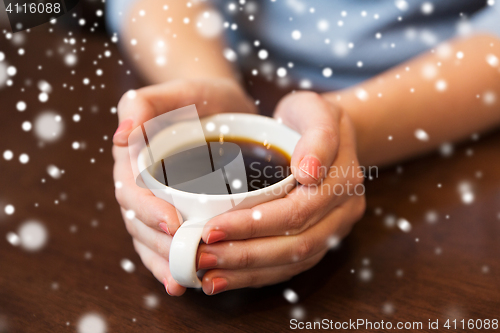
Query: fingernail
xmin=163 ymin=278 xmax=172 ymax=296
xmin=114 ymin=119 xmax=133 ymax=138
xmin=206 ymin=230 xmax=226 ymax=244
xmin=211 ymin=277 xmax=228 ymax=295
xmin=159 ymin=222 xmax=171 ymax=235
xmin=298 ymin=156 xmax=322 ymax=180
xmin=198 ymin=253 xmax=218 ymax=270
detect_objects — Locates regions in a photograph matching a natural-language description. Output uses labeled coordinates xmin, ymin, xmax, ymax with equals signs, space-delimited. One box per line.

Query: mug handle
xmin=169 ymin=218 xmax=210 ymax=288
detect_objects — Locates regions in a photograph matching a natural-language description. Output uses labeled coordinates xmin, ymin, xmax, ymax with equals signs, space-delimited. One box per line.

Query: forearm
xmin=120 ymin=0 xmax=237 ymax=84
xmin=324 ymin=34 xmax=500 ymax=167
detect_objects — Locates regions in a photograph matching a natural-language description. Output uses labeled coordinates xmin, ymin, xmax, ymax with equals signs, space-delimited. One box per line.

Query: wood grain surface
xmin=0 ymin=4 xmax=499 ymax=333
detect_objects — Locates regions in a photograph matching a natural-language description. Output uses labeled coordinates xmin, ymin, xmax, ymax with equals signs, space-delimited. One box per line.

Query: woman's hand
xmin=197 ymin=92 xmax=366 ymax=295
xmin=112 ymin=78 xmax=256 ymax=296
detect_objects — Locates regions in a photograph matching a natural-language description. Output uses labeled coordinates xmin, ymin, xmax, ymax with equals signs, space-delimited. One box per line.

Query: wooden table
xmin=1 ymin=7 xmax=499 ymax=333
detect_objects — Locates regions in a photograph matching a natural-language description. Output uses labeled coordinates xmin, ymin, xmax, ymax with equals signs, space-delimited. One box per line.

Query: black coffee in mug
xmin=152 ymin=137 xmax=291 ymax=194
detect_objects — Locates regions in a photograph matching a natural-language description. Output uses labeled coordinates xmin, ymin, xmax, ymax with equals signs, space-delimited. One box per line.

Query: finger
xmin=201 ymin=193 xmax=320 ymax=242
xmin=113 ymin=78 xmax=256 ymax=146
xmin=201 ymin=176 xmax=348 ymax=242
xmin=132 ymin=239 xmax=186 ymax=296
xmin=114 ymin=145 xmax=183 ymax=235
xmin=202 ymin=113 xmax=363 ymax=242
xmin=197 ymin=199 xmax=363 ymax=271
xmin=274 ymin=92 xmax=341 ymax=185
xmin=200 ymin=249 xmax=328 ymax=295
xmin=122 ymin=208 xmax=172 ymax=260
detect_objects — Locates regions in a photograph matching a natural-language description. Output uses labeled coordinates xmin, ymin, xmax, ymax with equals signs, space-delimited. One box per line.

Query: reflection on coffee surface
xmin=152 ymin=137 xmax=291 ymax=194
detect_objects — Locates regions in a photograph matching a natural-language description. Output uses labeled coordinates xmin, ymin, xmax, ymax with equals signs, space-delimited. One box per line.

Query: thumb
xmin=274 ymin=92 xmax=341 ymax=185
xmin=113 ymin=79 xmax=256 ymax=146
xmin=113 ymin=88 xmax=155 ymax=146
xmin=113 ymin=80 xmax=197 ymax=147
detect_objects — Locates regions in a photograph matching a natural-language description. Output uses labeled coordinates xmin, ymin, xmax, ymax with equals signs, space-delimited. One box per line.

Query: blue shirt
xmin=107 ymin=0 xmax=500 ymax=90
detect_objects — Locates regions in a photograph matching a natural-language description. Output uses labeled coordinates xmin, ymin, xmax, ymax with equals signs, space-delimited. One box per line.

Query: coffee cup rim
xmin=138 ymin=113 xmax=300 ymax=200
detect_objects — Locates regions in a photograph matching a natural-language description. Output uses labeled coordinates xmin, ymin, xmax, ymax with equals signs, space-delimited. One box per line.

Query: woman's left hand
xmin=197 ymin=92 xmax=367 ymax=295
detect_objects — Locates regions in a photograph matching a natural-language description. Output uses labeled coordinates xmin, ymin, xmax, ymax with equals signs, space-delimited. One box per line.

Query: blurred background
xmin=0 ymin=1 xmax=499 ymax=332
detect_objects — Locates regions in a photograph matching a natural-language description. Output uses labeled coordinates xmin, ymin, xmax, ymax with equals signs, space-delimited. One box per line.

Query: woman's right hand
xmin=112 ymin=78 xmax=256 ymax=296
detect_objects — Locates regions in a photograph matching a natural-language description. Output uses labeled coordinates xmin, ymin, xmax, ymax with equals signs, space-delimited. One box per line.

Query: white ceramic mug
xmin=137 ymin=113 xmax=300 ymax=288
